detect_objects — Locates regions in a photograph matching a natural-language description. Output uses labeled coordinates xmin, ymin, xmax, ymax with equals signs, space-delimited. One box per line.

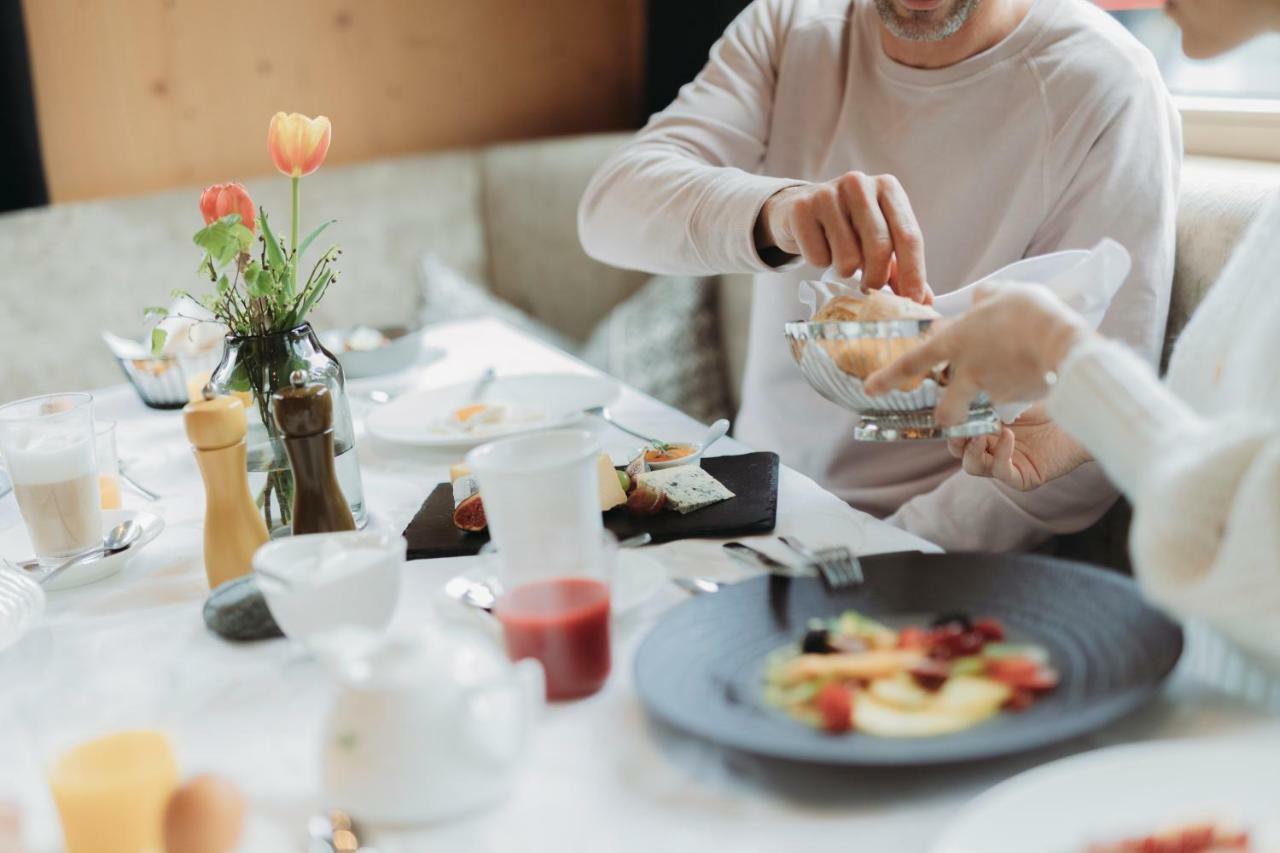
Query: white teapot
xmin=315 ymin=625 xmax=543 ymax=825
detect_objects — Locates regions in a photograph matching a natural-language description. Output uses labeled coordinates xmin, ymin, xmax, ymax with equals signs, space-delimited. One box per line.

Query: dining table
xmin=0 ymin=316 xmax=1275 ymax=853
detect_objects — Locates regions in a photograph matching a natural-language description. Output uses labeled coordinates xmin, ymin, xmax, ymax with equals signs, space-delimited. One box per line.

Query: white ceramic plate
xmin=932 ymin=735 xmax=1280 ymax=853
xmin=367 ymin=373 xmax=620 ymax=449
xmin=0 ymin=509 xmax=166 ymax=591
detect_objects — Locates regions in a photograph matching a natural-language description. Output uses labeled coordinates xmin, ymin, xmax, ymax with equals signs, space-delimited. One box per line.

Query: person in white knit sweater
xmin=865 ymin=0 xmax=1280 ymax=676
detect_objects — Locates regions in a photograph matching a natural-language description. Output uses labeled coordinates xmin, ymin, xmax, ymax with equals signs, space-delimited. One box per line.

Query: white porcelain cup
xmin=253 ymin=530 xmax=403 ymax=643
xmin=465 ymin=429 xmax=603 ymax=583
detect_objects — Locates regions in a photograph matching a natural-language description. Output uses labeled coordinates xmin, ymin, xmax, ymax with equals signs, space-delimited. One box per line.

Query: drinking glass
xmin=94 ymin=419 xmax=121 ymax=510
xmin=466 ymin=429 xmax=613 ymax=700
xmin=0 ymin=394 xmax=101 ymax=565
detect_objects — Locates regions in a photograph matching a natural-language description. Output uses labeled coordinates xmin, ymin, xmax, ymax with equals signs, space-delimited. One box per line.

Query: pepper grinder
xmin=272 ymin=371 xmax=356 ymax=535
xmin=184 ymin=389 xmax=270 ymax=589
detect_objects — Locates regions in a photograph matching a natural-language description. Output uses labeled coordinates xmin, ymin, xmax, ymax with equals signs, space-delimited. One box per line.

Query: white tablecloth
xmin=0 ymin=318 xmax=1274 ymax=853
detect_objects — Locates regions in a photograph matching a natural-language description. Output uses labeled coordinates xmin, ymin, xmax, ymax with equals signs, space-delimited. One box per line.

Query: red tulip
xmin=199 ymin=182 xmax=256 ymax=232
xmin=267 ymin=112 xmax=331 ymax=178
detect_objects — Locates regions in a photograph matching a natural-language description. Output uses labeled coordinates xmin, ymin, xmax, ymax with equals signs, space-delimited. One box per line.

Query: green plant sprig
xmin=149 ymin=209 xmax=338 ymax=352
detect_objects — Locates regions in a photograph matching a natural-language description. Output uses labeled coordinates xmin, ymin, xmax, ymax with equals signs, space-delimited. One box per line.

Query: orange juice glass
xmin=49 ymin=729 xmax=178 ymax=853
xmin=94 ymin=419 xmax=121 ymax=510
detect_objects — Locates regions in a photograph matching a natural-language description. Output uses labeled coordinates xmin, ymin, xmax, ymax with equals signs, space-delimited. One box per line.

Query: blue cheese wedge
xmin=635 ymin=466 xmax=734 ymax=515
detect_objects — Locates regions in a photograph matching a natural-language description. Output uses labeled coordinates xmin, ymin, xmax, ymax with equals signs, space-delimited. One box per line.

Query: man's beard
xmin=873 ymin=0 xmax=983 ymax=42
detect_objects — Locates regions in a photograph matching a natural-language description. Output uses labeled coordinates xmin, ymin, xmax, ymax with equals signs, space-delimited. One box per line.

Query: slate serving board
xmin=403 ymin=452 xmax=779 ymax=560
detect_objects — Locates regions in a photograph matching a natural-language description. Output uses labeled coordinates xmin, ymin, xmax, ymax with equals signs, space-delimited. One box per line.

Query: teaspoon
xmin=21 ymin=519 xmax=144 ymax=586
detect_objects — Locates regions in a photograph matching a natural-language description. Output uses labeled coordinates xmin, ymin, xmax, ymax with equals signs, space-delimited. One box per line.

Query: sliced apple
xmin=776 ymin=650 xmax=925 ymax=686
xmin=854 ymin=676 xmax=1012 ymax=738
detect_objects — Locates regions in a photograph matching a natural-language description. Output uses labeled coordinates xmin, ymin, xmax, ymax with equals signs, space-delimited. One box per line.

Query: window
xmin=1097 ymin=5 xmax=1280 ymax=161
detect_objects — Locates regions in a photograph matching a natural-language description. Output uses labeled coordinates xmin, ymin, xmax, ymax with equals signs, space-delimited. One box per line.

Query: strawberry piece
xmin=1003 ymin=687 xmax=1034 ymax=712
xmin=814 ymin=683 xmax=855 ymax=734
xmin=972 ymin=618 xmax=1005 ymax=642
xmin=897 ymin=626 xmax=929 ymax=650
xmin=909 ymin=659 xmax=950 ymax=692
xmin=988 ymin=658 xmax=1059 ymax=693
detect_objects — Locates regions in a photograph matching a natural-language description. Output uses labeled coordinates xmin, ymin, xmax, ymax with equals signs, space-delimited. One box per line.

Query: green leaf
xmin=193 ymin=215 xmax=251 ymax=267
xmin=150 ymin=328 xmax=168 ymax=354
xmin=296 ymin=219 xmax=335 ymax=264
xmin=257 ymin=207 xmax=287 ymax=272
xmin=142 ymin=306 xmax=169 ymax=320
xmin=291 ymin=269 xmax=333 ymax=325
xmin=216 ymin=275 xmax=230 ymax=296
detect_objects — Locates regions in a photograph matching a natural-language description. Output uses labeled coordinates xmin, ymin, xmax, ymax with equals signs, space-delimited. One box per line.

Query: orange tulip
xmin=198 ymin=182 xmax=256 ymax=232
xmin=267 ymin=112 xmax=332 ymax=178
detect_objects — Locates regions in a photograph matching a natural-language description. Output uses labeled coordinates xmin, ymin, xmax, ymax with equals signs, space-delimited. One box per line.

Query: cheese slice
xmin=595 ymin=453 xmax=627 ymax=511
xmin=634 ymin=466 xmax=734 ymax=515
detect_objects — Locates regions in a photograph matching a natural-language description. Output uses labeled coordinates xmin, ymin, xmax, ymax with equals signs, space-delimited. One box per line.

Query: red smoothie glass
xmin=467 ymin=430 xmax=614 ymax=701
xmin=485 ymin=531 xmax=617 ymax=701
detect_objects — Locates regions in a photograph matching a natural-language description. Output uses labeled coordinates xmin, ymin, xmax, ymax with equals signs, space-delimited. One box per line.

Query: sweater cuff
xmin=691 ymin=171 xmax=807 ymax=272
xmin=1045 ymin=337 xmax=1202 ymax=498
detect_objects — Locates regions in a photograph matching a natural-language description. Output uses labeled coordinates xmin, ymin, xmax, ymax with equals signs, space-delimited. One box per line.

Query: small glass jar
xmin=207 ymin=324 xmax=365 ymax=536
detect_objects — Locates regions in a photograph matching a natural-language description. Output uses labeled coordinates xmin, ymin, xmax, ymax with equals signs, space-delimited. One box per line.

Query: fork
xmin=779 ymin=536 xmax=864 ymax=589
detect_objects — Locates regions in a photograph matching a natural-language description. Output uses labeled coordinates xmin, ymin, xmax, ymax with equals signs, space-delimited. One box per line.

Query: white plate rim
xmin=366 ymin=372 xmax=620 ymax=448
xmin=931 ymin=734 xmax=1280 ymax=853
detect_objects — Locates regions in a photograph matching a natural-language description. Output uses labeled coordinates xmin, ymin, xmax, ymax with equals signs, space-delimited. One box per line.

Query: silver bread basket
xmin=783 ymin=319 xmax=999 ymax=441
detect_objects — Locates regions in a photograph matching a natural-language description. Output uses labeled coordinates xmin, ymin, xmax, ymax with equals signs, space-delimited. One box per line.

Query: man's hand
xmin=755 ymin=171 xmax=930 ymax=302
xmin=864 ymin=282 xmax=1092 ymax=425
xmin=949 ymin=405 xmax=1093 ymax=491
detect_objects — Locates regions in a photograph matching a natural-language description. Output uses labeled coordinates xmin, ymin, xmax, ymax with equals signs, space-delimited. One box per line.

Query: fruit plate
xmin=932 ymin=733 xmax=1280 ymax=851
xmin=633 ymin=552 xmax=1183 ymax=766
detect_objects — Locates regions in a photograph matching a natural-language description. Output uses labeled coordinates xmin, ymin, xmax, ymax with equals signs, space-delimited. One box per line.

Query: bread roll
xmin=811 ymin=288 xmax=940 ymax=389
xmin=811 ymin=288 xmax=940 ymax=323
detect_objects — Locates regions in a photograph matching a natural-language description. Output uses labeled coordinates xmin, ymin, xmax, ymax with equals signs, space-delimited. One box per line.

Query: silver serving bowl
xmin=783 ymin=320 xmax=998 ymax=441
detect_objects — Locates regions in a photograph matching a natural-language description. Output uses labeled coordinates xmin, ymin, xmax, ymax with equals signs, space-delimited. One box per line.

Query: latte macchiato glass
xmin=0 ymin=393 xmax=102 ymax=565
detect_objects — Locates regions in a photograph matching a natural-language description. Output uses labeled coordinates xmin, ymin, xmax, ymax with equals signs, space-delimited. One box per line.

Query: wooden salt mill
xmin=184 ymin=389 xmax=270 ymax=588
xmin=272 ymin=371 xmax=355 ymax=535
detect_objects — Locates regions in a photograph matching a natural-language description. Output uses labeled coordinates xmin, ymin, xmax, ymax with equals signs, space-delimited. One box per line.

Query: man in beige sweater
xmin=579 ymin=0 xmax=1180 ymax=551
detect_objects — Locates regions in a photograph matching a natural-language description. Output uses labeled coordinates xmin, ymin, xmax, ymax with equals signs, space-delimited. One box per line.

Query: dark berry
xmin=909 ymin=660 xmax=950 ymax=691
xmin=801 ymin=629 xmax=835 ymax=654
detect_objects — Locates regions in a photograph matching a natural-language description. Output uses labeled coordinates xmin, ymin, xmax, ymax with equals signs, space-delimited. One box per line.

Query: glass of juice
xmin=467 ymin=429 xmax=613 ymax=700
xmin=94 ymin=419 xmax=121 ymax=510
xmin=485 ymin=531 xmax=617 ymax=701
xmin=49 ymin=729 xmax=178 ymax=853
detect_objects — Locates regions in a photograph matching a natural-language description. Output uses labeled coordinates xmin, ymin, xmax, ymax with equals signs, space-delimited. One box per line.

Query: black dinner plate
xmin=633 ymin=552 xmax=1183 ymax=766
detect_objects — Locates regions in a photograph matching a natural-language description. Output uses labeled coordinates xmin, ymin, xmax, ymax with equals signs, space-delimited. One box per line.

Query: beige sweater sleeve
xmin=887 ymin=56 xmax=1181 ymax=551
xmin=577 ymin=0 xmax=805 ymax=276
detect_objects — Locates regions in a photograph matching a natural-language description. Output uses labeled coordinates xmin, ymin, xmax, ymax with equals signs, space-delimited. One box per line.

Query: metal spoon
xmin=584 ymin=406 xmax=662 ymax=446
xmin=673 ymin=576 xmax=722 ymax=596
xmin=24 ymin=519 xmax=143 ymax=586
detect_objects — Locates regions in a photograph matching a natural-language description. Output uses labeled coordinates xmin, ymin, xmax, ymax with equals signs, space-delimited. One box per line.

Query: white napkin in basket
xmin=797 ymin=238 xmax=1132 ymax=421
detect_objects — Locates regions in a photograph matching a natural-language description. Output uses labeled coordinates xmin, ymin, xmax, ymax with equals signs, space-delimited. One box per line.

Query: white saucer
xmin=932 ymin=734 xmax=1280 ymax=852
xmin=366 ymin=372 xmax=619 ymax=449
xmin=2 ymin=509 xmax=166 ymax=592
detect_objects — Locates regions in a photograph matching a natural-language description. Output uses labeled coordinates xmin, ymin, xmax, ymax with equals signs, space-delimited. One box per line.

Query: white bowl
xmin=254 ymin=530 xmax=403 ymax=643
xmin=320 ymin=326 xmax=429 ymax=379
xmin=626 ymin=442 xmax=704 ymax=471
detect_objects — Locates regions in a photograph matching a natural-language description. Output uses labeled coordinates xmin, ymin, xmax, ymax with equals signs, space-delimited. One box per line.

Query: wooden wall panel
xmin=22 ymin=0 xmax=646 ymax=202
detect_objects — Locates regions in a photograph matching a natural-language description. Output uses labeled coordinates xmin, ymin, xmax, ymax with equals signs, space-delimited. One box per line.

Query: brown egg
xmin=163 ymin=774 xmax=246 ymax=853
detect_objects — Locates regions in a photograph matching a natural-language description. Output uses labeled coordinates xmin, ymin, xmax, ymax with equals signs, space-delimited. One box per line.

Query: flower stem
xmin=289 ymin=175 xmax=300 ymax=297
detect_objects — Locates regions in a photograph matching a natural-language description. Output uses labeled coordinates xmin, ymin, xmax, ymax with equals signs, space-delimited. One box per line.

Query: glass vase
xmin=207 ymin=324 xmax=366 ymax=537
